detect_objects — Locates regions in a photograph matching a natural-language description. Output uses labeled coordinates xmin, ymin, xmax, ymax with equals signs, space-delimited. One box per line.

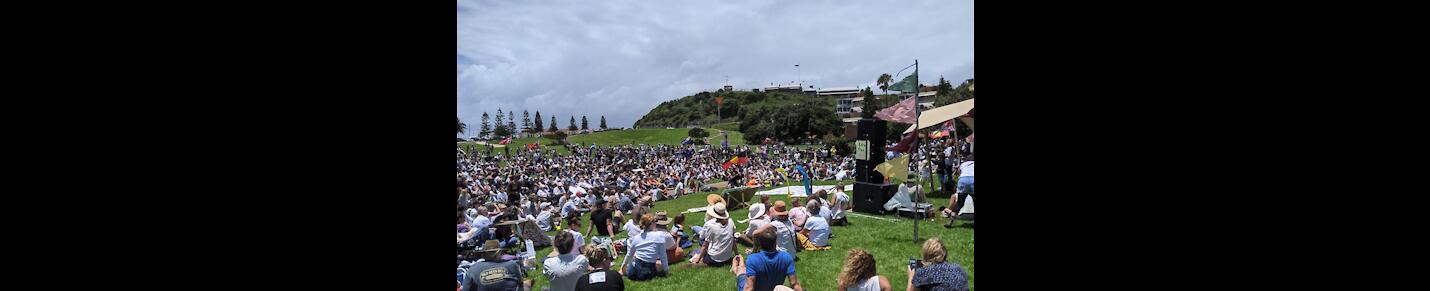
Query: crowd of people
xmin=456 ymin=136 xmax=972 ymax=291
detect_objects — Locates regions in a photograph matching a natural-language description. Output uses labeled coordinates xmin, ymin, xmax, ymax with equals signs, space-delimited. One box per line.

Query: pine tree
xmin=600 ymin=116 xmax=607 ymax=130
xmin=581 ymin=116 xmax=589 ymax=130
xmin=494 ymin=109 xmax=505 ymax=133
xmin=480 ymin=112 xmax=491 ymax=138
xmin=549 ymin=116 xmax=558 ymax=132
xmin=568 ymin=116 xmax=578 ymax=131
xmin=534 ymin=111 xmax=544 ymax=133
xmin=522 ymin=110 xmax=531 ymax=133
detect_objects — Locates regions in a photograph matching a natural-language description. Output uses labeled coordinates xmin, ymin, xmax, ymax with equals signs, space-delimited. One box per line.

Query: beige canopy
xmin=904 ymin=98 xmax=974 ymax=133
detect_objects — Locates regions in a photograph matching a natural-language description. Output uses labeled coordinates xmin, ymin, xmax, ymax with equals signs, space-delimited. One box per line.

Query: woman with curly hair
xmin=837 ymin=248 xmax=891 ymax=291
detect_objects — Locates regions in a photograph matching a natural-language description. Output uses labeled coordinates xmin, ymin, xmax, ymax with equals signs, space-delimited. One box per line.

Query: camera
xmin=908 ymin=258 xmax=923 ymax=269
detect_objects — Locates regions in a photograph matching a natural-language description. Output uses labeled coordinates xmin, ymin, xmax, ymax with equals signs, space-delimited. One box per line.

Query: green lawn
xmin=521 ymin=179 xmax=973 ymax=291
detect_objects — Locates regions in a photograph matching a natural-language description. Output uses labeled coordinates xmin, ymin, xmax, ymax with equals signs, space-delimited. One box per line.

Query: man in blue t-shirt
xmin=740 ymin=225 xmax=803 ymax=291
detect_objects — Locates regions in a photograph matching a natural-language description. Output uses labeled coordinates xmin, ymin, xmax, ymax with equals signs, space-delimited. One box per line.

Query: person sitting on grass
xmin=543 ymin=231 xmax=590 ymax=291
xmin=741 ymin=226 xmax=803 ymax=291
xmin=576 ymin=246 xmax=624 ymax=291
xmin=837 ymin=248 xmax=892 ymax=291
xmin=462 ymin=240 xmax=532 ymax=291
xmin=557 ymin=217 xmax=585 ymax=256
xmin=690 ymin=202 xmax=735 ymax=267
xmin=767 ymin=201 xmax=799 ymax=257
xmin=672 ymin=213 xmax=693 ymax=249
xmin=536 ymin=204 xmax=557 ymax=232
xmin=788 ymin=196 xmax=810 ymax=233
xmin=813 ymin=190 xmax=833 ymax=223
xmin=795 ymin=200 xmax=831 ymax=251
xmin=737 ymin=203 xmax=769 ymax=250
xmin=749 ymin=195 xmax=771 ymax=218
xmin=907 ymin=237 xmax=969 ymax=291
xmin=619 ymin=214 xmax=670 ymax=281
xmin=653 ymin=211 xmax=684 ymax=261
xmin=586 ymin=201 xmax=615 ymax=241
xmin=830 ymin=184 xmax=852 ymax=226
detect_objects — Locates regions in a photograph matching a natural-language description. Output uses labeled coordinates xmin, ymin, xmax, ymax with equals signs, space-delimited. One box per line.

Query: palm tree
xmin=877 ymin=73 xmax=893 ymax=94
xmin=457 ymin=116 xmax=466 ymax=134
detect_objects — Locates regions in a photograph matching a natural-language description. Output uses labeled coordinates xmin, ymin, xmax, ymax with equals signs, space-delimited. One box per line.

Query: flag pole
xmin=913 ymin=59 xmax=920 ymax=244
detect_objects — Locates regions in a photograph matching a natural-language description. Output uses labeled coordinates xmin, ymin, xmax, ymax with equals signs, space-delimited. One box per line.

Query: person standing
xmin=951 ymin=154 xmax=974 ymax=217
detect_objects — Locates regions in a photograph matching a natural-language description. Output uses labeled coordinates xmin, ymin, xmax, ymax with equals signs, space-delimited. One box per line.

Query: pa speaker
xmin=853 ymin=181 xmax=898 ymax=214
xmin=855 ymin=119 xmax=886 ymax=183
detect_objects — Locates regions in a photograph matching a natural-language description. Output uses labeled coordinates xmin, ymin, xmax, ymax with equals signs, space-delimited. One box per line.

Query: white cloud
xmin=457 ymin=0 xmax=973 ymax=132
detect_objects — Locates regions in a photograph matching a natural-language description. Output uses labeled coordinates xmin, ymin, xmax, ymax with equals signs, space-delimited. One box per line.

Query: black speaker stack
xmin=853 ymin=119 xmax=897 ymax=214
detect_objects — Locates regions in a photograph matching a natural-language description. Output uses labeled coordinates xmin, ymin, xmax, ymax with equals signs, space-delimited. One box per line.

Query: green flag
xmin=887 ymin=71 xmax=918 ymax=93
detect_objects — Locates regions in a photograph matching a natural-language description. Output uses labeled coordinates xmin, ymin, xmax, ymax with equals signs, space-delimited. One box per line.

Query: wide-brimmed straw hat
xmin=707 ymin=202 xmax=729 ymax=220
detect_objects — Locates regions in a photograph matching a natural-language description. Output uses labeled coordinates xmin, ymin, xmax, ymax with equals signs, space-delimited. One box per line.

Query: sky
xmin=457 ymin=0 xmax=973 ymax=135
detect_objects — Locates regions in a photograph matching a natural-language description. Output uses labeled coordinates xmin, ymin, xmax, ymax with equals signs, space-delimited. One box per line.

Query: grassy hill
xmin=634 ymin=91 xmax=836 ymax=129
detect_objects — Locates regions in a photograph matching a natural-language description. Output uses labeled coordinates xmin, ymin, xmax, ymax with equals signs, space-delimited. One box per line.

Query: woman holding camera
xmin=906 ymin=237 xmax=969 ymax=291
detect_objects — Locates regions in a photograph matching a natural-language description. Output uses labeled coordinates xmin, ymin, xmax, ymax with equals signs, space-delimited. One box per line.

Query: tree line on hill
xmin=456 ymin=111 xmax=608 ymax=141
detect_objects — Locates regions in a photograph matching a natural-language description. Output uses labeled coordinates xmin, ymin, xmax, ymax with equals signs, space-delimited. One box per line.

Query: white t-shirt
xmin=702 ymin=219 xmax=736 ymax=262
xmin=958 ymin=161 xmax=975 ymax=177
xmin=745 ymin=218 xmax=769 ymax=238
xmin=769 ymin=219 xmax=798 ymax=254
xmin=832 ymin=191 xmax=851 ymax=219
xmin=848 ymin=276 xmax=883 ymax=291
xmin=804 ymin=216 xmax=830 ymax=247
xmin=623 ymin=219 xmax=642 ymax=236
xmin=541 ymin=254 xmax=589 ymax=291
